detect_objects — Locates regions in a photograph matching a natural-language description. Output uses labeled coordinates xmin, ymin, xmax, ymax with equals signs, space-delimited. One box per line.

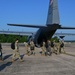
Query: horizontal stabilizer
xmin=59 ymin=26 xmax=75 ymax=29
xmin=7 ymin=24 xmax=47 ymax=28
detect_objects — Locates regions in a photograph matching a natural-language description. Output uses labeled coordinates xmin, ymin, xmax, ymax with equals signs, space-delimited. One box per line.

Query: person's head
xmin=43 ymin=41 xmax=45 ymax=44
xmin=47 ymin=40 xmax=50 ymax=42
xmin=16 ymin=38 xmax=19 ymax=43
xmin=31 ymin=39 xmax=33 ymax=42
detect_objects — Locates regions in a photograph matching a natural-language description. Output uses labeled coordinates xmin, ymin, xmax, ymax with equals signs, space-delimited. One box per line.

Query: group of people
xmin=24 ymin=39 xmax=65 ymax=57
xmin=11 ymin=39 xmax=36 ymax=62
xmin=0 ymin=38 xmax=65 ymax=62
xmin=41 ymin=39 xmax=65 ymax=56
xmin=24 ymin=39 xmax=35 ymax=56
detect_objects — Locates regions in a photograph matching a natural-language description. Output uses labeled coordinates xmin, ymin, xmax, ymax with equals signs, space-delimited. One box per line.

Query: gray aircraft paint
xmin=7 ymin=0 xmax=75 ymax=46
xmin=46 ymin=0 xmax=60 ymax=25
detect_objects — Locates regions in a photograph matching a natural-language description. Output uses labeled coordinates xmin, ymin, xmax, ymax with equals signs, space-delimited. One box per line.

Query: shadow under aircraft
xmin=7 ymin=0 xmax=75 ymax=46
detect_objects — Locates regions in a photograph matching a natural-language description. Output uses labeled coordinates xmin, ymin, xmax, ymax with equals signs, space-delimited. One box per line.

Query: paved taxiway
xmin=0 ymin=43 xmax=75 ymax=75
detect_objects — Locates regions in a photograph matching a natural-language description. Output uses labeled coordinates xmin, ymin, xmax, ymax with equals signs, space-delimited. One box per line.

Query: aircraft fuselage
xmin=34 ymin=24 xmax=60 ymax=45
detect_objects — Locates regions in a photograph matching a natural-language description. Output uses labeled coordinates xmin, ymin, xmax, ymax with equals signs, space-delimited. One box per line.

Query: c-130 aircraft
xmin=7 ymin=0 xmax=75 ymax=46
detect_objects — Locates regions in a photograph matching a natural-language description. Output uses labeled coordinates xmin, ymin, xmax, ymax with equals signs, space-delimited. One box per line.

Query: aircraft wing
xmin=7 ymin=23 xmax=47 ymax=28
xmin=0 ymin=30 xmax=33 ymax=36
xmin=8 ymin=23 xmax=75 ymax=29
xmin=54 ymin=33 xmax=75 ymax=36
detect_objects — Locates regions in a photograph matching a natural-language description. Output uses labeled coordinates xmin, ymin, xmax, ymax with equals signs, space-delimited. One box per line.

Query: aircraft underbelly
xmin=34 ymin=28 xmax=56 ymax=45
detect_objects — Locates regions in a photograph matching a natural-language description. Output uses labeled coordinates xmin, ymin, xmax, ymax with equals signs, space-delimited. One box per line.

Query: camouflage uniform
xmin=24 ymin=42 xmax=30 ymax=56
xmin=55 ymin=42 xmax=60 ymax=54
xmin=12 ymin=39 xmax=23 ymax=62
xmin=30 ymin=40 xmax=35 ymax=55
xmin=51 ymin=41 xmax=56 ymax=53
xmin=60 ymin=40 xmax=65 ymax=53
xmin=46 ymin=40 xmax=52 ymax=56
xmin=57 ymin=42 xmax=60 ymax=54
xmin=41 ymin=41 xmax=46 ymax=56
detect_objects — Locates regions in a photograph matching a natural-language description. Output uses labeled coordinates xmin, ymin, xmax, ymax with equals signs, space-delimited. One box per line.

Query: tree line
xmin=0 ymin=34 xmax=60 ymax=43
xmin=0 ymin=34 xmax=27 ymax=43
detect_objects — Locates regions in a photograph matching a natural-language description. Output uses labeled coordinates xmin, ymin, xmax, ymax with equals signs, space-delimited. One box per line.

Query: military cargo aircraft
xmin=5 ymin=0 xmax=75 ymax=46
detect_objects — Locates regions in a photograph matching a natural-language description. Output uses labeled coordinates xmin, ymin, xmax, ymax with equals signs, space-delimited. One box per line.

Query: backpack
xmin=60 ymin=43 xmax=64 ymax=47
xmin=45 ymin=43 xmax=48 ymax=48
xmin=11 ymin=42 xmax=15 ymax=49
xmin=0 ymin=43 xmax=2 ymax=50
xmin=51 ymin=42 xmax=54 ymax=47
xmin=30 ymin=46 xmax=34 ymax=50
xmin=45 ymin=42 xmax=51 ymax=48
xmin=30 ymin=42 xmax=34 ymax=50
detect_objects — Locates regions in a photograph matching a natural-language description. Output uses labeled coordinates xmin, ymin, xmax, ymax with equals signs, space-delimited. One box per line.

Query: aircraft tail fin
xmin=46 ymin=0 xmax=60 ymax=25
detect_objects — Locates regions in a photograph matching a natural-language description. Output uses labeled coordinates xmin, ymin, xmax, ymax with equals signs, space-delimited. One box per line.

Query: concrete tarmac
xmin=0 ymin=43 xmax=75 ymax=75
